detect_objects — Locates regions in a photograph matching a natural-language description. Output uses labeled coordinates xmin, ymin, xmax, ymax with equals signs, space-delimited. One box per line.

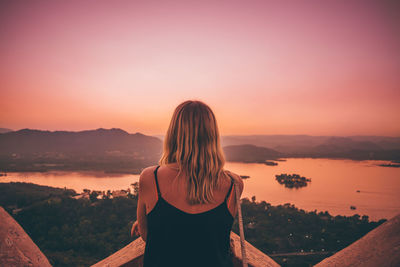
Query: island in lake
xmin=378 ymin=162 xmax=400 ymax=168
xmin=263 ymin=161 xmax=278 ymax=166
xmin=275 ymin=173 xmax=311 ymax=188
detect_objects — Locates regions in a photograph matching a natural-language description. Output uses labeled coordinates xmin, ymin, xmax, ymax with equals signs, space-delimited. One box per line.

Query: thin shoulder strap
xmin=234 ymin=178 xmax=248 ymax=267
xmin=154 ymin=165 xmax=161 ymax=197
xmin=225 ymin=175 xmax=234 ymax=202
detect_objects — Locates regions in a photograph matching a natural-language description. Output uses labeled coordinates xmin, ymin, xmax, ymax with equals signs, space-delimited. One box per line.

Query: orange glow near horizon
xmin=1 ymin=1 xmax=399 ymax=136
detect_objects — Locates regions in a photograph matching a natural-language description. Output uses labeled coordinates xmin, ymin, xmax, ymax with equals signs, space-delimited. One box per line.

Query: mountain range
xmin=0 ymin=128 xmax=399 ymax=172
xmin=0 ymin=128 xmax=162 ymax=173
xmin=222 ymin=135 xmax=400 ymax=162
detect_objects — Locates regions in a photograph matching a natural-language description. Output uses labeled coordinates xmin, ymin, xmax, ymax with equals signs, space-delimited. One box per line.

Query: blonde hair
xmin=159 ymin=100 xmax=226 ymax=204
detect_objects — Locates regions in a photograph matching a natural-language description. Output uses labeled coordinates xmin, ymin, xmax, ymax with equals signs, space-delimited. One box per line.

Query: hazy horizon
xmin=1 ymin=126 xmax=400 ymax=138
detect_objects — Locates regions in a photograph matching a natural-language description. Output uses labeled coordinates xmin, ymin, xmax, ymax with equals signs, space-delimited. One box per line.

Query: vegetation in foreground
xmin=236 ymin=197 xmax=385 ymax=266
xmin=0 ymin=182 xmax=387 ymax=267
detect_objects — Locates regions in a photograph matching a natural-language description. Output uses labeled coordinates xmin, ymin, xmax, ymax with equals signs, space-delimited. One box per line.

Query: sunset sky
xmin=1 ymin=0 xmax=399 ymax=136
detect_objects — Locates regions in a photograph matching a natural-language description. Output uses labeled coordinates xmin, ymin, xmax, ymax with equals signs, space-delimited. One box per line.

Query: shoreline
xmin=0 ymin=181 xmax=390 ymax=221
xmin=1 ymin=157 xmax=397 ymax=174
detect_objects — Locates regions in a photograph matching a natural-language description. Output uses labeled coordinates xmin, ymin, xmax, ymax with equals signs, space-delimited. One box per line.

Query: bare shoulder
xmin=140 ymin=165 xmax=159 ymax=176
xmin=224 ymin=169 xmax=244 ymax=217
xmin=223 ymin=169 xmax=244 ymax=192
xmin=139 ymin=165 xmax=159 ymax=192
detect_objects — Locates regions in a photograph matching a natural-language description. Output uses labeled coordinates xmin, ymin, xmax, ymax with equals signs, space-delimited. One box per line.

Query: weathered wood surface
xmin=0 ymin=206 xmax=52 ymax=267
xmin=92 ymin=231 xmax=281 ymax=267
xmin=315 ymin=213 xmax=400 ymax=267
xmin=230 ymin=232 xmax=281 ymax=267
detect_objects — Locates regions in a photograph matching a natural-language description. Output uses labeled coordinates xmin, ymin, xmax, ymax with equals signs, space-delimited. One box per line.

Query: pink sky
xmin=1 ymin=0 xmax=399 ymax=136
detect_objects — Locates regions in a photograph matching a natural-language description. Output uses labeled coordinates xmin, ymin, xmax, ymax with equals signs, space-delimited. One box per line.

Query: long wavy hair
xmin=159 ymin=100 xmax=226 ymax=204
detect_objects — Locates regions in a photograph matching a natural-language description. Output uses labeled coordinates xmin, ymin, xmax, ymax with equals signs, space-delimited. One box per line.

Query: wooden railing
xmin=1 ymin=205 xmax=399 ymax=267
xmin=0 ymin=207 xmax=52 ymax=267
xmin=315 ymin=213 xmax=400 ymax=267
xmin=91 ymin=232 xmax=281 ymax=267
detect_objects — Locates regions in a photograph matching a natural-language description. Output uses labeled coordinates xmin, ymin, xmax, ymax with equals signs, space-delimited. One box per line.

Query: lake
xmin=1 ymin=158 xmax=399 ymax=221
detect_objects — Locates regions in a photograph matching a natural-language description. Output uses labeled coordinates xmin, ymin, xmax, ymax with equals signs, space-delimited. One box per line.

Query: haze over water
xmin=2 ymin=158 xmax=399 ymax=221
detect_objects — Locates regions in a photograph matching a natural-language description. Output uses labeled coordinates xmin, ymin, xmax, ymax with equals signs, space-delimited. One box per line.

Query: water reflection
xmin=0 ymin=171 xmax=140 ymax=193
xmin=225 ymin=159 xmax=400 ymax=221
xmin=1 ymin=158 xmax=399 ymax=221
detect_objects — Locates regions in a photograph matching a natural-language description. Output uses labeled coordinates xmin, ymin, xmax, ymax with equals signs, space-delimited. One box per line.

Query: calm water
xmin=1 ymin=158 xmax=399 ymax=221
xmin=226 ymin=159 xmax=400 ymax=221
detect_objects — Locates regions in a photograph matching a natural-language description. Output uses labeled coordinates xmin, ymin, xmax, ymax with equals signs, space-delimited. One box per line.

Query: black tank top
xmin=143 ymin=166 xmax=235 ymax=267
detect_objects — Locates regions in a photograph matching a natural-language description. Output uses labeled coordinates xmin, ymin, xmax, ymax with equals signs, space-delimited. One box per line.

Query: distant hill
xmin=223 ymin=144 xmax=283 ymax=162
xmin=222 ymin=135 xmax=329 ymax=153
xmin=310 ymin=137 xmax=382 ymax=154
xmin=222 ymin=135 xmax=400 ymax=161
xmin=0 ymin=128 xmax=13 ymax=134
xmin=0 ymin=128 xmax=162 ymax=173
xmin=0 ymin=128 xmax=161 ymax=155
xmin=1 ymin=129 xmax=399 ymax=172
xmin=153 ymin=134 xmax=165 ymax=141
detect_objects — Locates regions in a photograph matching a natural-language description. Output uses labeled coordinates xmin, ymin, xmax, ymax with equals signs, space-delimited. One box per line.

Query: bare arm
xmin=225 ymin=170 xmax=244 ymax=217
xmin=137 ymin=170 xmax=148 ymax=242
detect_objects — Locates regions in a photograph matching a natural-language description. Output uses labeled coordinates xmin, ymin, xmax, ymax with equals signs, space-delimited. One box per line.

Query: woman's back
xmin=135 ymin=100 xmax=244 ymax=266
xmin=143 ymin=164 xmax=236 ymax=267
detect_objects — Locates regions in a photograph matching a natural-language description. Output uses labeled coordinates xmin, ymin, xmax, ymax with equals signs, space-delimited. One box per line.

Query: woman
xmin=131 ymin=100 xmax=244 ymax=267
